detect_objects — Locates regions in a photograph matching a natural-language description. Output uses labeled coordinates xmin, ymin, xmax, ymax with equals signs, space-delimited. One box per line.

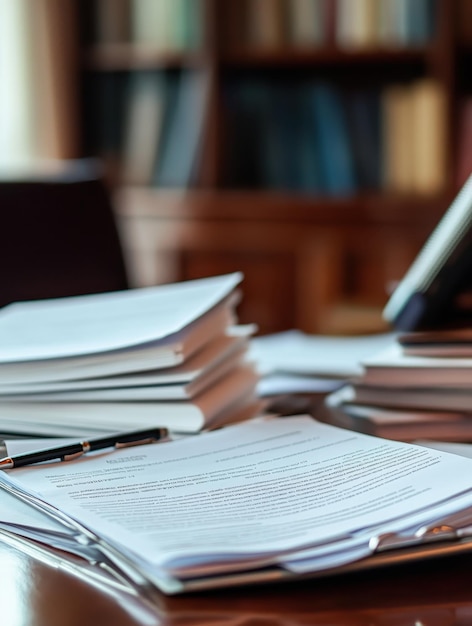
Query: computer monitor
xmin=383 ymin=173 xmax=472 ymax=331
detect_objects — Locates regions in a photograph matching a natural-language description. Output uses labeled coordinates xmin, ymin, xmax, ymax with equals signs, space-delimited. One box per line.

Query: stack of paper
xmin=0 ymin=273 xmax=263 ymax=437
xmin=324 ymin=329 xmax=472 ymax=441
xmin=3 ymin=415 xmax=472 ymax=595
xmin=250 ymin=329 xmax=396 ymax=397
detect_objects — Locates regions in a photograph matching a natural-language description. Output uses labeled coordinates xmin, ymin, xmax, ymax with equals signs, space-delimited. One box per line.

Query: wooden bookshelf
xmin=72 ymin=0 xmax=471 ymax=334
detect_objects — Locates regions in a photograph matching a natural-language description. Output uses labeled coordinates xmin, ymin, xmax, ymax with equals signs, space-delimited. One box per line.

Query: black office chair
xmin=0 ymin=159 xmax=129 ymax=307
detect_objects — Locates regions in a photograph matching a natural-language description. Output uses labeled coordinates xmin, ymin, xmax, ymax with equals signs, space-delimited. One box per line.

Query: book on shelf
xmin=344 ymin=89 xmax=382 ymax=190
xmin=310 ymin=83 xmax=357 ymax=195
xmin=121 ymin=70 xmax=167 ymax=185
xmin=223 ymin=79 xmax=275 ymax=188
xmin=152 ymin=70 xmax=210 ymax=188
xmin=224 ymin=75 xmax=449 ymax=195
xmin=89 ymin=71 xmax=128 ymax=173
xmin=376 ymin=0 xmax=400 ymax=45
xmin=244 ymin=0 xmax=286 ymax=49
xmin=287 ymin=0 xmax=327 ymax=47
xmin=382 ymin=79 xmax=447 ymax=195
xmin=92 ymin=0 xmax=131 ymax=45
xmin=456 ymin=97 xmax=472 ymax=189
xmin=230 ymin=0 xmax=436 ymax=51
xmin=381 ymin=83 xmax=414 ymax=192
xmin=336 ymin=0 xmax=379 ymax=49
xmin=335 ymin=0 xmax=436 ymax=48
xmin=180 ymin=0 xmax=204 ymax=50
xmin=263 ymin=83 xmax=323 ymax=192
xmin=410 ymin=79 xmax=447 ymax=195
xmin=403 ymin=0 xmax=436 ymax=44
xmin=263 ymin=84 xmax=298 ymax=190
xmin=0 ymin=273 xmax=263 ymax=436
xmin=4 ymin=415 xmax=472 ymax=594
xmin=130 ymin=0 xmax=201 ymax=52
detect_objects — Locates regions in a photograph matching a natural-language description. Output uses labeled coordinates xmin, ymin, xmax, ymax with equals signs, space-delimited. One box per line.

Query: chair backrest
xmin=0 ymin=160 xmax=129 ymax=308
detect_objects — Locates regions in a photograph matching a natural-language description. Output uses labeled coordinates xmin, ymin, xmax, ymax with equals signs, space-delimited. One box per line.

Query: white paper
xmin=4 ymin=416 xmax=472 ymax=580
xmin=416 ymin=440 xmax=472 ymax=459
xmin=250 ymin=330 xmax=396 ymax=378
xmin=0 ymin=331 xmax=250 ymax=395
xmin=257 ymin=373 xmax=343 ymax=397
xmin=0 ymin=485 xmax=108 ymax=562
xmin=3 ymin=438 xmax=80 ymax=456
xmin=0 ymin=302 xmax=235 ymax=383
xmin=0 ymin=273 xmax=241 ymax=362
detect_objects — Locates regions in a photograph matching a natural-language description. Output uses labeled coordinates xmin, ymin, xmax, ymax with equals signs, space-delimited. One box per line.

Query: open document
xmin=3 ymin=416 xmax=472 ymax=593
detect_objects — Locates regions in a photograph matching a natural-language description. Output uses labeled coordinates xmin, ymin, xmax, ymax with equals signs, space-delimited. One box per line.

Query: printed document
xmin=3 ymin=416 xmax=472 ymax=584
xmin=0 ymin=272 xmax=241 ymax=362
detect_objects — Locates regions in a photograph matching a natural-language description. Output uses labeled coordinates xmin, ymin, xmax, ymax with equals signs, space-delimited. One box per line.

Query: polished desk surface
xmin=4 ymin=535 xmax=472 ymax=626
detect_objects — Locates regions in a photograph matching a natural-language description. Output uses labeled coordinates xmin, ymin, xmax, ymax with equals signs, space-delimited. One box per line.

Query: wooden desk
xmin=4 ymin=535 xmax=472 ymax=625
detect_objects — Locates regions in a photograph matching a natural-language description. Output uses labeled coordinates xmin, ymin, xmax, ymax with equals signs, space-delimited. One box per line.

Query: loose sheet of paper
xmin=3 ymin=416 xmax=472 ymax=577
xmin=250 ymin=330 xmax=397 ymax=378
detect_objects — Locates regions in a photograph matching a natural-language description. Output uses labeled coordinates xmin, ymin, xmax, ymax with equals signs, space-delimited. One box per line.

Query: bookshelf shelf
xmin=115 ymin=188 xmax=451 ymax=228
xmin=221 ymin=48 xmax=434 ymax=68
xmin=71 ymin=0 xmax=470 ymax=334
xmin=84 ymin=46 xmax=206 ymax=71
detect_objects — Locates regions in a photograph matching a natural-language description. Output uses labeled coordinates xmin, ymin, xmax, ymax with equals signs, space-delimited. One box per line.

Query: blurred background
xmin=0 ymin=0 xmax=471 ymax=336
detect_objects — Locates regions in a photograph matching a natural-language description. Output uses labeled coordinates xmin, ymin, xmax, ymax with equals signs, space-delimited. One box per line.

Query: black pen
xmin=0 ymin=427 xmax=169 ymax=469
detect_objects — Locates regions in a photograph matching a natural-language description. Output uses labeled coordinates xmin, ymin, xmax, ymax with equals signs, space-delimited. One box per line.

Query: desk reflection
xmin=3 ymin=537 xmax=472 ymax=626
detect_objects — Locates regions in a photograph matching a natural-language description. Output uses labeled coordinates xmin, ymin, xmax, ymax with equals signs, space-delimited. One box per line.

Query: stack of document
xmin=324 ymin=329 xmax=472 ymax=441
xmin=250 ymin=330 xmax=396 ymax=397
xmin=0 ymin=273 xmax=263 ymax=437
xmin=3 ymin=415 xmax=472 ymax=595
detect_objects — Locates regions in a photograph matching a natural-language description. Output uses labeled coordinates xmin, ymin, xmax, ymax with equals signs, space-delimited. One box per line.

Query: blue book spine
xmin=344 ymin=90 xmax=382 ymax=190
xmin=310 ymin=83 xmax=357 ymax=196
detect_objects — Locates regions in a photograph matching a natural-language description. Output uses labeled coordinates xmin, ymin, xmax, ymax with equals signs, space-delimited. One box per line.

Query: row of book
xmin=227 ymin=0 xmax=436 ymax=51
xmin=325 ymin=328 xmax=472 ymax=443
xmin=89 ymin=0 xmax=437 ymax=52
xmin=0 ymin=273 xmax=263 ymax=438
xmin=90 ymin=65 xmax=469 ymax=195
xmin=87 ymin=69 xmax=209 ymax=188
xmin=90 ymin=0 xmax=202 ymax=50
xmin=90 ymin=70 xmax=448 ymax=194
xmin=224 ymin=77 xmax=447 ymax=196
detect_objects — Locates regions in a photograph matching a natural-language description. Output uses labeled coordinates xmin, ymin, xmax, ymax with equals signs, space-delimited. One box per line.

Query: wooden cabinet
xmin=75 ymin=0 xmax=472 ymax=334
xmin=114 ymin=188 xmax=449 ymax=334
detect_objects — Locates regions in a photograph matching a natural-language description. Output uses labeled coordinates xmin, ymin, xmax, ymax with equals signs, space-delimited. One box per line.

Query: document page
xmin=0 ymin=273 xmax=241 ymax=361
xmin=250 ymin=330 xmax=397 ymax=377
xmin=3 ymin=416 xmax=472 ymax=578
